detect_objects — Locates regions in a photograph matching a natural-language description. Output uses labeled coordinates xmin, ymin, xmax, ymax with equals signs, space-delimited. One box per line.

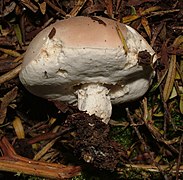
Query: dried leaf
xmin=150 ymin=69 xmax=168 ymax=92
xmin=163 ymin=55 xmax=176 ymax=102
xmin=39 ymin=2 xmax=47 ymax=15
xmin=158 ymin=22 xmax=167 ymax=41
xmin=0 ymin=87 xmax=18 ymax=124
xmin=13 ymin=116 xmax=25 ymax=139
xmin=163 ymin=36 xmax=183 ymax=102
xmin=173 ymin=35 xmax=183 ymax=46
xmin=49 ymin=117 xmax=57 ymax=126
xmin=0 ymin=2 xmax=16 ymax=17
xmin=177 ymin=62 xmax=183 ymax=84
xmin=169 ymin=87 xmax=177 ymax=99
xmin=154 ymin=155 xmax=162 ymax=163
xmin=0 ymin=47 xmax=21 ymax=57
xmin=127 ymin=0 xmax=159 ymax=6
xmin=141 ymin=17 xmax=151 ymax=39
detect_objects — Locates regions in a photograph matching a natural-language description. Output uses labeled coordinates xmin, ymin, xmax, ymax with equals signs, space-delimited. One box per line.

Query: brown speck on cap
xmin=48 ymin=27 xmax=56 ymax=39
xmin=90 ymin=16 xmax=107 ymax=26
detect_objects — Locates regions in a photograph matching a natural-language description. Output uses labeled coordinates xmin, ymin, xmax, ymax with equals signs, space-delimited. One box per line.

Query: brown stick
xmin=0 ymin=64 xmax=21 ymax=84
xmin=0 ymin=136 xmax=81 ymax=179
xmin=118 ymin=164 xmax=183 ymax=173
xmin=44 ymin=0 xmax=66 ymax=16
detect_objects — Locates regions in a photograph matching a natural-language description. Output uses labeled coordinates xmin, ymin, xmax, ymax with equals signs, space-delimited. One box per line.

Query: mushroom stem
xmin=77 ymin=84 xmax=112 ymax=124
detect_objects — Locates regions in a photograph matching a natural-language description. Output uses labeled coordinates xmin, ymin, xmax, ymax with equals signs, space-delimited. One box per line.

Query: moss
xmin=110 ymin=126 xmax=133 ymax=149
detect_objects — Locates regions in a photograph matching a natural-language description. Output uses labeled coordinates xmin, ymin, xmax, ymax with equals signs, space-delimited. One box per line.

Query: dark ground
xmin=0 ymin=0 xmax=182 ymax=179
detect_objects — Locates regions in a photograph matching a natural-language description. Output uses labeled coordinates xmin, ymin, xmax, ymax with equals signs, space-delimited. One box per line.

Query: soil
xmin=63 ymin=112 xmax=128 ymax=171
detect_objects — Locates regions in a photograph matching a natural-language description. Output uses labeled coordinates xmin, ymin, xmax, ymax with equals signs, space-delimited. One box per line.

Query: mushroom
xmin=19 ymin=16 xmax=157 ymax=123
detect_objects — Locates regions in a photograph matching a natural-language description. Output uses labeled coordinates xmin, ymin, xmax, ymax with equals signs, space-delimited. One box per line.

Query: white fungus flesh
xmin=19 ymin=16 xmax=157 ymax=123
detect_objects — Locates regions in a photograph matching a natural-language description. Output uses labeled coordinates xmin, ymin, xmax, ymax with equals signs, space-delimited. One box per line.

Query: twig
xmin=142 ymin=98 xmax=179 ymax=154
xmin=117 ymin=164 xmax=183 ymax=173
xmin=176 ymin=135 xmax=183 ymax=180
xmin=67 ymin=0 xmax=88 ymax=17
xmin=44 ymin=0 xmax=66 ymax=16
xmin=0 ymin=136 xmax=81 ymax=179
xmin=126 ymin=108 xmax=148 ymax=151
xmin=28 ymin=127 xmax=72 ymax=144
xmin=126 ymin=107 xmax=169 ymax=180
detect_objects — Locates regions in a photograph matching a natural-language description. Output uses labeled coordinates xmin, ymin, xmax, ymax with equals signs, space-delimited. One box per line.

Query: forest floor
xmin=0 ymin=0 xmax=182 ymax=179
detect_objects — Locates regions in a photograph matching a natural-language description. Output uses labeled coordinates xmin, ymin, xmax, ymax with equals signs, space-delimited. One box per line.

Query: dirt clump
xmin=63 ymin=112 xmax=127 ymax=171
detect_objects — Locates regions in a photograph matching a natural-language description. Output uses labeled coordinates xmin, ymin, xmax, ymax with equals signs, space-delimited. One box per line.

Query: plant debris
xmin=0 ymin=86 xmax=18 ymax=124
xmin=0 ymin=0 xmax=182 ymax=179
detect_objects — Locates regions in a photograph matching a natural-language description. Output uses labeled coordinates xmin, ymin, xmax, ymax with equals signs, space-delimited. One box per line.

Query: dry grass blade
xmin=13 ymin=24 xmax=23 ymax=46
xmin=33 ymin=138 xmax=58 ymax=161
xmin=150 ymin=69 xmax=168 ymax=92
xmin=142 ymin=98 xmax=179 ymax=154
xmin=176 ymin=62 xmax=183 ymax=85
xmin=12 ymin=116 xmax=25 ymax=139
xmin=122 ymin=6 xmax=161 ymax=23
xmin=150 ymin=9 xmax=180 ymax=17
xmin=0 ymin=47 xmax=21 ymax=57
xmin=122 ymin=14 xmax=139 ymax=24
xmin=175 ymin=135 xmax=183 ymax=179
xmin=126 ymin=107 xmax=168 ymax=178
xmin=141 ymin=17 xmax=151 ymax=39
xmin=116 ymin=23 xmax=129 ymax=54
xmin=0 ymin=64 xmax=22 ymax=84
xmin=141 ymin=6 xmax=161 ymax=16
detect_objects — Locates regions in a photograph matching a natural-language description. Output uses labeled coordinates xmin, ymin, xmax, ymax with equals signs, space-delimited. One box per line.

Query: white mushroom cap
xmin=19 ymin=16 xmax=157 ymax=123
